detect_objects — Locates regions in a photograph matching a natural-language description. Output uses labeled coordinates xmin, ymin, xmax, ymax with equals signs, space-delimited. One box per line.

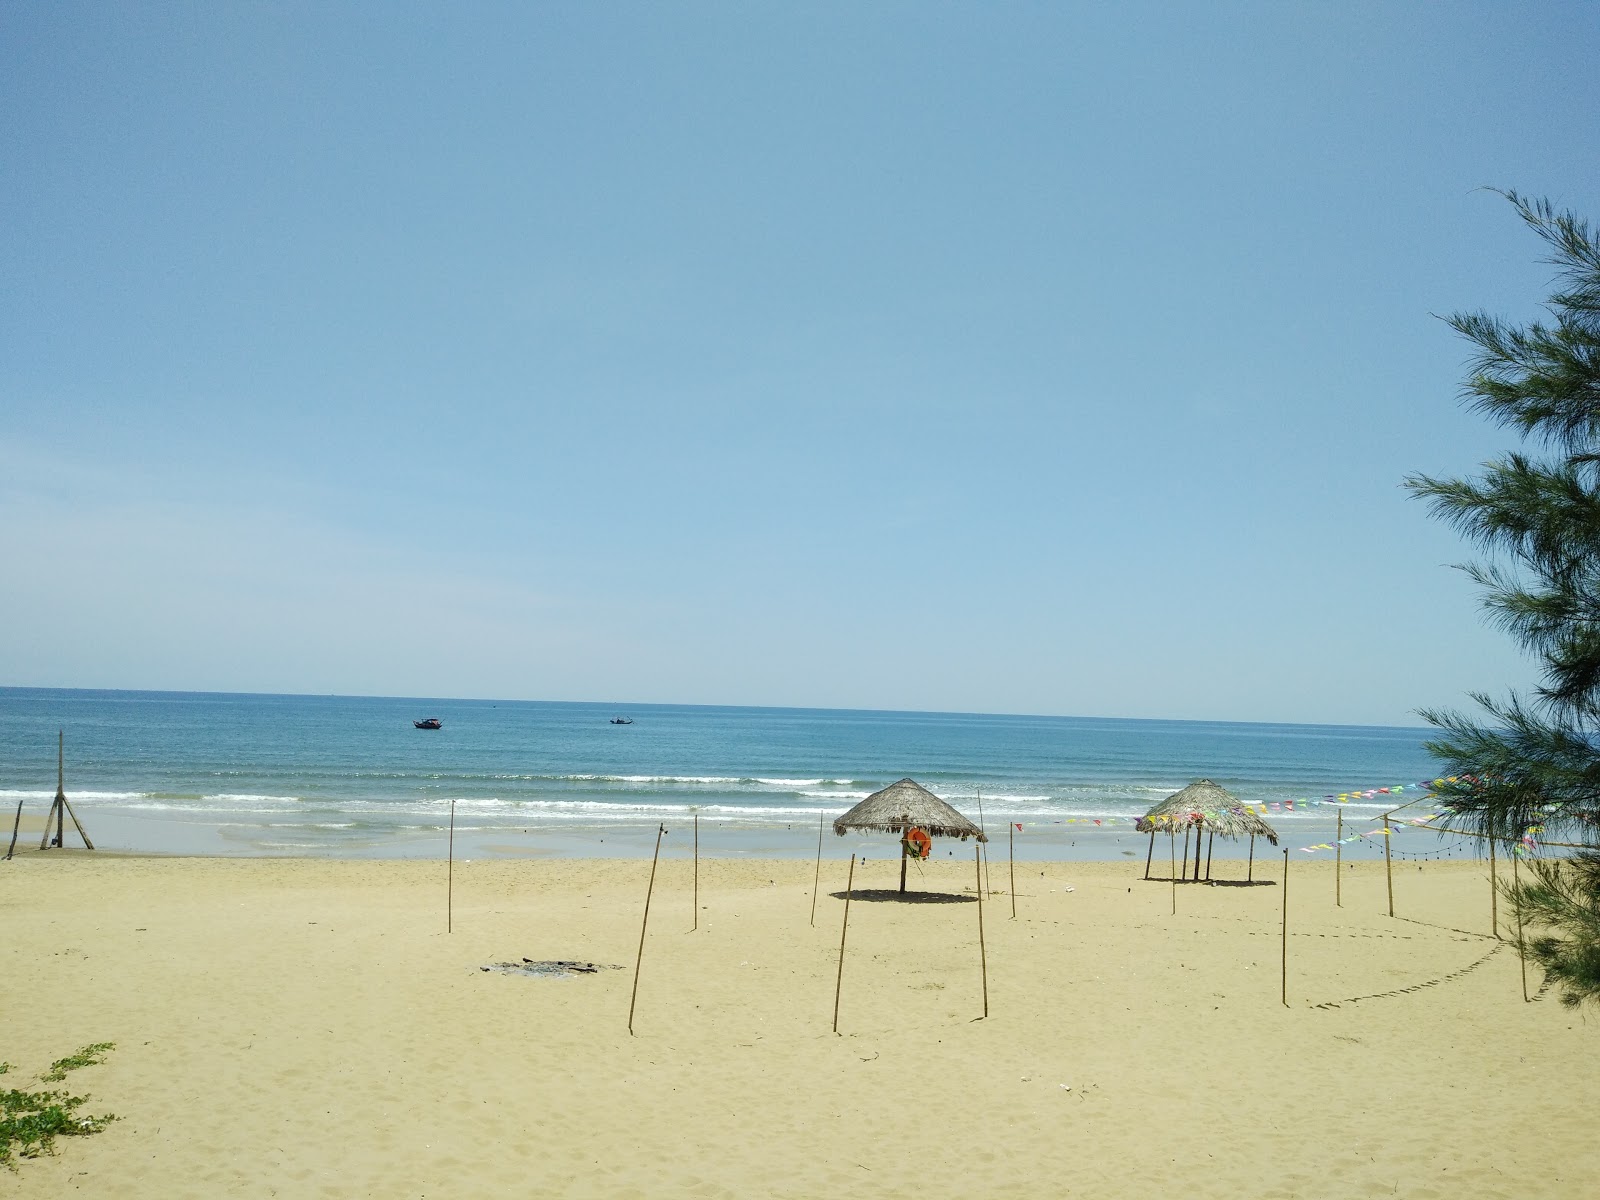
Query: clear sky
xmin=3 ymin=2 xmax=1597 ymax=725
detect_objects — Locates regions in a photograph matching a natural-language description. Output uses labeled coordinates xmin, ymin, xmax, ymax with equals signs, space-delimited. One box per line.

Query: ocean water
xmin=0 ymin=688 xmax=1461 ymax=861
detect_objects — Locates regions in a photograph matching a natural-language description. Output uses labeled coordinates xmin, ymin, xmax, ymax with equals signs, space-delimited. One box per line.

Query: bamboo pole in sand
xmin=975 ymin=842 xmax=989 ymax=1020
xmin=976 ymin=788 xmax=992 ymax=896
xmin=5 ymin=800 xmax=21 ymax=861
xmin=1169 ymin=829 xmax=1176 ymax=915
xmin=1383 ymin=813 xmax=1395 ymax=918
xmin=1143 ymin=830 xmax=1155 ymax=880
xmin=832 ymin=854 xmax=857 ymax=1034
xmin=447 ymin=800 xmax=455 ymax=934
xmin=1335 ymin=808 xmax=1343 ymax=907
xmin=1008 ymin=823 xmax=1017 ymax=920
xmin=1488 ymin=833 xmax=1499 ymax=940
xmin=1512 ymin=849 xmax=1530 ymax=1003
xmin=810 ymin=813 xmax=824 ymax=927
xmin=628 ymin=823 xmax=667 ymax=1036
xmin=1280 ymin=849 xmax=1290 ymax=1007
xmin=693 ymin=813 xmax=699 ymax=932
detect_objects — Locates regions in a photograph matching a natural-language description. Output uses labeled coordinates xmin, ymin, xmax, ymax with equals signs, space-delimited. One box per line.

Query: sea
xmin=0 ymin=688 xmax=1469 ymax=863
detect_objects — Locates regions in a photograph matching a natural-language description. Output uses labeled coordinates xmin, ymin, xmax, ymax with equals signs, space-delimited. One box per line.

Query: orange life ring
xmin=902 ymin=827 xmax=932 ymax=859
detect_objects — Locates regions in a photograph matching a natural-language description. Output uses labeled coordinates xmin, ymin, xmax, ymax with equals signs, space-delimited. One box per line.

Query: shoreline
xmin=4 ymin=804 xmax=1456 ymax=868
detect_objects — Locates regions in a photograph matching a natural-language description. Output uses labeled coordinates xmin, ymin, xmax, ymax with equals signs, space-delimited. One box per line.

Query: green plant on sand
xmin=0 ymin=1043 xmax=117 ymax=1167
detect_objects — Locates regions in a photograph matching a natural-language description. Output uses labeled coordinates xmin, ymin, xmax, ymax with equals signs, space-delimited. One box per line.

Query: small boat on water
xmin=414 ymin=718 xmax=442 ymax=730
xmin=609 ymin=717 xmax=633 ymax=725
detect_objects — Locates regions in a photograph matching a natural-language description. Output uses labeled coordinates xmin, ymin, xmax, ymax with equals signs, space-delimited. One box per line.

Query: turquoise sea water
xmin=0 ymin=688 xmax=1461 ymax=861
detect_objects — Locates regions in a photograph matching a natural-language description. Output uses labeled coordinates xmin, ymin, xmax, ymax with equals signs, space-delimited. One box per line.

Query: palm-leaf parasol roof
xmin=1135 ymin=779 xmax=1279 ymax=845
xmin=833 ymin=778 xmax=988 ymax=842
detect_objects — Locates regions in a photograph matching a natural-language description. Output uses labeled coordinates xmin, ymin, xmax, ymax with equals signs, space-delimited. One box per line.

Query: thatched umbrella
xmin=1136 ymin=779 xmax=1279 ymax=882
xmin=834 ymin=778 xmax=987 ymax=894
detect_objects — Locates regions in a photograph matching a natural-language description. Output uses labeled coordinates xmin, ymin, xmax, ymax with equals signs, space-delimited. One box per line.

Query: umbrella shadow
xmin=829 ymin=888 xmax=976 ymax=904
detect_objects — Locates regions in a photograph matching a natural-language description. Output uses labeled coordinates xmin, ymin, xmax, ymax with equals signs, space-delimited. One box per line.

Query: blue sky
xmin=3 ymin=2 xmax=1597 ymax=725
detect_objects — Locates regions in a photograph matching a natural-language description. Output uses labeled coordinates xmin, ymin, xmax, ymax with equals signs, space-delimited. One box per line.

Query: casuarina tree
xmin=1406 ymin=191 xmax=1600 ymax=1007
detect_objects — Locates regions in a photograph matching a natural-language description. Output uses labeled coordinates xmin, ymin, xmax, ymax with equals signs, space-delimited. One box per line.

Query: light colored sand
xmin=3 ymin=848 xmax=1597 ymax=1198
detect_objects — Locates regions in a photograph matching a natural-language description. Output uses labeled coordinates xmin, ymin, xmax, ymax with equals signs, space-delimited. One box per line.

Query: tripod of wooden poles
xmin=40 ymin=730 xmax=94 ymax=851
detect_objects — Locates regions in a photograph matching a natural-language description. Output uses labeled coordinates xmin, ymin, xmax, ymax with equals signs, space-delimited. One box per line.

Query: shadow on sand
xmin=828 ymin=888 xmax=977 ymax=904
xmin=1145 ymin=877 xmax=1278 ymax=888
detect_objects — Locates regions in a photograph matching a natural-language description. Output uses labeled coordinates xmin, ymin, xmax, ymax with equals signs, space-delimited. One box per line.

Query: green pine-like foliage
xmin=1407 ymin=191 xmax=1600 ymax=1007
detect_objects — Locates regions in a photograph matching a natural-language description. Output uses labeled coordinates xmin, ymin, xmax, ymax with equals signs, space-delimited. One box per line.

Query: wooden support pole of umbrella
xmin=1488 ymin=833 xmax=1499 ymax=940
xmin=1247 ymin=832 xmax=1255 ymax=883
xmin=628 ymin=823 xmax=667 ymax=1036
xmin=832 ymin=854 xmax=857 ymax=1034
xmin=1143 ymin=830 xmax=1155 ymax=880
xmin=447 ymin=800 xmax=456 ymax=934
xmin=1180 ymin=824 xmax=1190 ymax=881
xmin=693 ymin=813 xmax=699 ymax=932
xmin=1169 ymin=828 xmax=1176 ymax=915
xmin=975 ymin=842 xmax=988 ymax=1020
xmin=1204 ymin=830 xmax=1215 ymax=883
xmin=810 ymin=813 xmax=824 ymax=927
xmin=1281 ymin=848 xmax=1290 ymax=1007
xmin=5 ymin=799 xmax=21 ymax=861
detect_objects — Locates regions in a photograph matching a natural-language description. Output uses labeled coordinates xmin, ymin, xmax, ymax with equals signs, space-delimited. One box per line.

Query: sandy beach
xmin=5 ymin=843 xmax=1598 ymax=1198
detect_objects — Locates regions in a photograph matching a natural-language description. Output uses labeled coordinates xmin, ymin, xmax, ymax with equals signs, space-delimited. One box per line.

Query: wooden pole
xmin=1180 ymin=824 xmax=1190 ymax=881
xmin=1008 ymin=823 xmax=1017 ymax=920
xmin=693 ymin=813 xmax=699 ymax=932
xmin=5 ymin=799 xmax=21 ymax=860
xmin=60 ymin=796 xmax=93 ymax=850
xmin=1512 ymin=849 xmax=1530 ymax=1003
xmin=628 ymin=823 xmax=666 ymax=1036
xmin=447 ymin=800 xmax=455 ymax=934
xmin=1193 ymin=823 xmax=1203 ymax=883
xmin=1169 ymin=829 xmax=1176 ymax=915
xmin=1488 ymin=833 xmax=1499 ymax=940
xmin=1280 ymin=849 xmax=1289 ymax=1008
xmin=810 ymin=813 xmax=824 ymax=928
xmin=899 ymin=823 xmax=908 ymax=895
xmin=975 ymin=842 xmax=988 ymax=1020
xmin=1335 ymin=808 xmax=1343 ymax=907
xmin=1383 ymin=813 xmax=1395 ymax=918
xmin=832 ymin=854 xmax=857 ymax=1034
xmin=39 ymin=730 xmax=92 ymax=851
xmin=976 ymin=788 xmax=991 ymax=896
xmin=55 ymin=731 xmax=65 ymax=849
xmin=1204 ymin=830 xmax=1215 ymax=882
xmin=1247 ymin=832 xmax=1255 ymax=883
xmin=1143 ymin=830 xmax=1155 ymax=880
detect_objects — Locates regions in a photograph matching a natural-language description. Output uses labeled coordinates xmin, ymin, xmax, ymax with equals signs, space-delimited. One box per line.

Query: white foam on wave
xmin=115 ymin=792 xmax=308 ymax=813
xmin=562 ymin=774 xmax=744 ymax=786
xmin=0 ymin=788 xmax=148 ymax=803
